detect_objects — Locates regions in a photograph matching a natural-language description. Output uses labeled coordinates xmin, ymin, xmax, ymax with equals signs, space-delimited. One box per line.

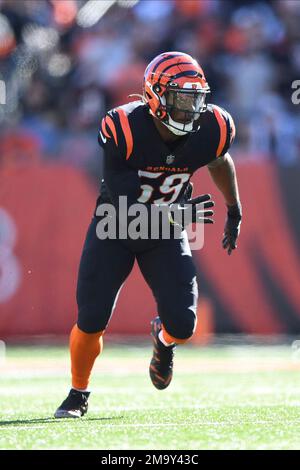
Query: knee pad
xmin=77 ymin=305 xmax=110 ymax=334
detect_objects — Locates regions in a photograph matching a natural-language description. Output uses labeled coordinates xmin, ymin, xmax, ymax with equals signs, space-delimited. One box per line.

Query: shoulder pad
xmin=98 ymin=101 xmax=144 ymax=160
xmin=211 ymin=104 xmax=236 ymax=157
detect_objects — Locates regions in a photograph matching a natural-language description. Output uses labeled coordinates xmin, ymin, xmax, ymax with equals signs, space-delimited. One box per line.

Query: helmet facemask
xmin=162 ymin=87 xmax=209 ymax=135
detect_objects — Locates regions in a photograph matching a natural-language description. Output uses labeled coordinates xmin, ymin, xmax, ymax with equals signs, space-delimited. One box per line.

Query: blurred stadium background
xmin=1 ymin=0 xmax=300 ymax=342
xmin=1 ymin=0 xmax=300 ymax=452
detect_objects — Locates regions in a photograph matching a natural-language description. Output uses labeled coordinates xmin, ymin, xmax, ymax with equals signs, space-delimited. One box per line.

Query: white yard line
xmin=2 ymin=420 xmax=300 ymax=431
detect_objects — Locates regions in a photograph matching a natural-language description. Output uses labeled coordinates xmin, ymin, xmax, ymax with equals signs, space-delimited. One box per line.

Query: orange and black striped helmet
xmin=143 ymin=51 xmax=210 ymax=135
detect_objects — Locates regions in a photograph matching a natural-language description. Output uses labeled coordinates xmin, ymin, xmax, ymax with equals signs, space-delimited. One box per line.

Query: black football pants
xmin=76 ymin=216 xmax=198 ymax=340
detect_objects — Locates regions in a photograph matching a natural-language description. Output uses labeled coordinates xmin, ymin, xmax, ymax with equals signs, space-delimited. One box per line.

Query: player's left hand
xmin=222 ymin=202 xmax=242 ymax=255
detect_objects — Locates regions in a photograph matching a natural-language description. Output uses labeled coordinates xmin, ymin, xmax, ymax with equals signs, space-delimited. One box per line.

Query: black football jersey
xmin=97 ymin=100 xmax=235 ymax=210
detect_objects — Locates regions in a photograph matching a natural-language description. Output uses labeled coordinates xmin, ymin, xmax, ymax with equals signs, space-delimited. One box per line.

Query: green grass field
xmin=0 ymin=342 xmax=300 ymax=450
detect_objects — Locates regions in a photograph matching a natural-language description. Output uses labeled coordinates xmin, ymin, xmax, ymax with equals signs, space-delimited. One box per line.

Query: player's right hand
xmin=169 ymin=182 xmax=214 ymax=227
xmin=187 ymin=193 xmax=215 ymax=224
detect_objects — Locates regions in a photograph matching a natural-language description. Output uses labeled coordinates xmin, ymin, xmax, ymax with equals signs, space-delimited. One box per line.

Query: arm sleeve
xmin=103 ymin=146 xmax=142 ymax=209
xmin=98 ymin=113 xmax=142 ymax=207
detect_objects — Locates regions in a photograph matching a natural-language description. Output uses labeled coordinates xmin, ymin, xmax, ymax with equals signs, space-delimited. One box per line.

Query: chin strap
xmin=163 ymin=115 xmax=198 ymax=135
xmin=164 ymin=122 xmax=189 ymax=136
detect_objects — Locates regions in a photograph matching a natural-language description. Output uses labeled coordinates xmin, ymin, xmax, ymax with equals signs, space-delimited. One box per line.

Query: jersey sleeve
xmin=98 ymin=111 xmax=121 ymax=156
xmin=98 ymin=107 xmax=134 ymax=160
xmin=98 ymin=110 xmax=141 ymax=209
xmin=211 ymin=105 xmax=236 ymax=158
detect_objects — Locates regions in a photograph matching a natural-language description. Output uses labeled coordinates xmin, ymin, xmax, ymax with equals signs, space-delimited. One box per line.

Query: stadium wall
xmin=1 ymin=161 xmax=300 ymax=338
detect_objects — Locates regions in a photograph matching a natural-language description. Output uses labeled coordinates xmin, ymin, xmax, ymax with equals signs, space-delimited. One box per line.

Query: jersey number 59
xmin=137 ymin=171 xmax=190 ymax=204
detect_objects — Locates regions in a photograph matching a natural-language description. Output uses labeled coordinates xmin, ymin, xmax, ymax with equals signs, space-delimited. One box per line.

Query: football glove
xmin=169 ymin=182 xmax=214 ymax=228
xmin=222 ymin=202 xmax=242 ymax=255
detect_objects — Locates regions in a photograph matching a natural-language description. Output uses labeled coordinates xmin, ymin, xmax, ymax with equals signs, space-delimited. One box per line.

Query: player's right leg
xmin=54 ymin=216 xmax=135 ymax=418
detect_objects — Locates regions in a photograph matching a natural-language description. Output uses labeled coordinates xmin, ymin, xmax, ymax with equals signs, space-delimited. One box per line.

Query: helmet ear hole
xmin=154 ymin=84 xmax=161 ymax=93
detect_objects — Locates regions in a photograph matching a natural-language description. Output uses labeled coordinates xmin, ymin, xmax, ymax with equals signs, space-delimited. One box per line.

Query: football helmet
xmin=143 ymin=51 xmax=210 ymax=135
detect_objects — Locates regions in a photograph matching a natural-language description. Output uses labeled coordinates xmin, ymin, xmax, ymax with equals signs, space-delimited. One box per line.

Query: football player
xmin=55 ymin=52 xmax=242 ymax=418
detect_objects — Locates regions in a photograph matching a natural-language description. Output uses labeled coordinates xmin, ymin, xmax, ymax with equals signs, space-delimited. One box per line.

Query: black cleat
xmin=149 ymin=317 xmax=176 ymax=390
xmin=54 ymin=389 xmax=90 ymax=418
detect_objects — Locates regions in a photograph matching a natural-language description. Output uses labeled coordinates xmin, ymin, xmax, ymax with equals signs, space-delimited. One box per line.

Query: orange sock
xmin=70 ymin=324 xmax=104 ymax=390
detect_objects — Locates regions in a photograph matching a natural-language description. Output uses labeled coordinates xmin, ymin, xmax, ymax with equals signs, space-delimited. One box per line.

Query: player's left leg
xmin=136 ymin=231 xmax=198 ymax=389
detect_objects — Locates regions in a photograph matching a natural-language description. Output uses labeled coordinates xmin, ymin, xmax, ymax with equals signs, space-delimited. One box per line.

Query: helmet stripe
xmin=170 ymin=70 xmax=200 ymax=80
xmin=151 ymin=56 xmax=188 ymax=83
xmin=149 ymin=53 xmax=185 ymax=80
xmin=157 ymin=62 xmax=192 ymax=82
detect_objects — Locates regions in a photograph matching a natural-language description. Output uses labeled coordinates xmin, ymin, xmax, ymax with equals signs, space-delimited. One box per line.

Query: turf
xmin=0 ymin=343 xmax=300 ymax=450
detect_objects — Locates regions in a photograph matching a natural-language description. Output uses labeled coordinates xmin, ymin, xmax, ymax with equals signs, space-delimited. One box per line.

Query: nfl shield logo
xmin=166 ymin=154 xmax=175 ymax=164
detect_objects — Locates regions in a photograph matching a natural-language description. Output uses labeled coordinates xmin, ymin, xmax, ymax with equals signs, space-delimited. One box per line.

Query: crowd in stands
xmin=1 ymin=0 xmax=300 ymax=181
